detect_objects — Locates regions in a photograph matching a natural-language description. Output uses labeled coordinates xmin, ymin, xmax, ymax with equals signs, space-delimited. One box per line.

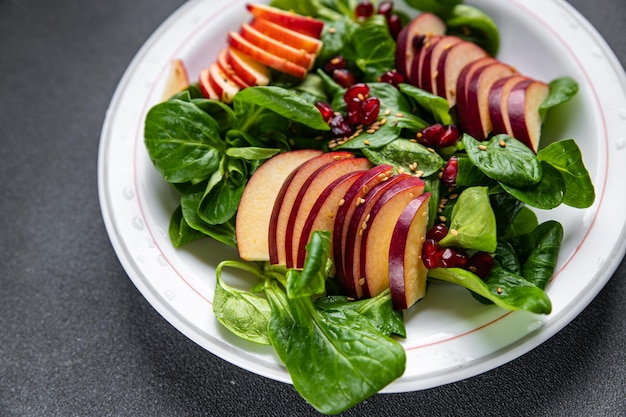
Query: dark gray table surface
xmin=1 ymin=1 xmax=625 ymax=416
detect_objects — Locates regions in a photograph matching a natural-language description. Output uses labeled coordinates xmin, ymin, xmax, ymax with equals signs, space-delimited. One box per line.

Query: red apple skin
xmin=342 ymin=174 xmax=410 ymax=299
xmin=198 ymin=67 xmax=219 ymax=100
xmin=225 ymin=47 xmax=270 ymax=87
xmin=395 ymin=12 xmax=446 ymax=81
xmin=239 ymin=23 xmax=316 ymax=70
xmin=228 ymin=31 xmax=309 ymax=79
xmin=333 ymin=164 xmax=395 ymax=299
xmin=455 ymin=56 xmax=496 ymax=133
xmin=488 ymin=75 xmax=530 ymax=136
xmin=285 ymin=157 xmax=372 ymax=269
xmin=216 ymin=47 xmax=249 ymax=89
xmin=246 ymin=3 xmax=325 ymax=38
xmin=269 ymin=151 xmax=355 ymax=266
xmin=460 ymin=61 xmax=518 ymax=140
xmin=249 ymin=18 xmax=323 ymax=55
xmin=388 ymin=193 xmax=431 ymax=310
xmin=296 ymin=170 xmax=366 ymax=269
xmin=435 ymin=40 xmax=488 ymax=106
xmin=409 ymin=34 xmax=441 ymax=89
xmin=236 ymin=149 xmax=322 ymax=261
xmin=507 ymin=79 xmax=550 ymax=152
xmin=359 ymin=177 xmax=426 ymax=299
xmin=207 ymin=61 xmax=242 ymax=103
xmin=419 ymin=35 xmax=463 ymax=95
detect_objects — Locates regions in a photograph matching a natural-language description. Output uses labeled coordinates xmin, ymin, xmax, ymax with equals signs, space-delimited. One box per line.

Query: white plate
xmin=98 ymin=0 xmax=626 ymax=392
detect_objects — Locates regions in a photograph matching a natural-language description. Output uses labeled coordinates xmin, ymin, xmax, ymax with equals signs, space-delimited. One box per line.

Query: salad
xmin=143 ymin=0 xmax=594 ymax=414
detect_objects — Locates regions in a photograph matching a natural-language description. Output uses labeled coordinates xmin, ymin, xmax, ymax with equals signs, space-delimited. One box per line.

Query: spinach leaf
xmin=438 ymin=186 xmax=497 ymax=252
xmin=490 ymin=192 xmax=524 ymax=238
xmin=539 ymin=77 xmax=579 ymax=118
xmin=508 ymin=221 xmax=563 ymax=290
xmin=445 ymin=5 xmax=500 ymax=56
xmin=361 ymin=138 xmax=445 ymax=177
xmin=213 ymin=261 xmax=271 ymax=345
xmin=351 ymin=15 xmax=397 ymax=82
xmin=404 ymin=0 xmax=462 ymax=16
xmin=428 ymin=267 xmax=552 ymax=314
xmin=144 ymin=99 xmax=225 ymax=183
xmin=399 ymin=83 xmax=453 ymax=125
xmin=537 ymin=139 xmax=595 ymax=208
xmin=455 ymin=154 xmax=490 ymax=187
xmin=233 ymin=86 xmax=330 ymax=133
xmin=168 ymin=206 xmax=208 ymax=248
xmin=265 ymin=280 xmax=406 ymax=415
xmin=464 ymin=134 xmax=542 ymax=188
xmin=287 ymin=231 xmax=332 ymax=298
xmin=494 ymin=241 xmax=521 ymax=275
xmin=501 ymin=206 xmax=539 ymax=240
xmin=315 ymin=289 xmax=407 ymax=337
xmin=499 ymin=162 xmax=565 ymax=210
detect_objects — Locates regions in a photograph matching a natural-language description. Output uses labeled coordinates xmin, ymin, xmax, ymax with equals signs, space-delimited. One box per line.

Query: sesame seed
xmin=439 ymin=215 xmax=447 ymax=222
xmin=497 ymin=287 xmax=503 ymax=294
xmin=395 ymin=112 xmax=404 ymax=117
xmin=450 ymin=228 xmax=459 ymax=236
xmin=359 ymin=278 xmax=365 ymax=286
xmin=364 ymin=140 xmax=371 ymax=146
xmin=366 ymin=128 xmax=375 ymax=134
xmin=380 ymin=118 xmax=387 ymax=125
xmin=384 ymin=109 xmax=391 ymax=116
xmin=338 ymin=198 xmax=345 ymax=206
xmin=415 ymin=170 xmax=424 ymax=177
xmin=499 ymin=139 xmax=507 ymax=147
xmin=478 ymin=145 xmax=487 ymax=151
xmin=329 ymin=27 xmax=336 ymax=34
xmin=427 ymin=147 xmax=436 ymax=153
xmin=449 ymin=193 xmax=458 ymax=199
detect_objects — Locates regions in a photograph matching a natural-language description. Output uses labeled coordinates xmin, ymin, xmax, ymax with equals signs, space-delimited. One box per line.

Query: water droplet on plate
xmin=122 ymin=186 xmax=135 ymax=200
xmin=163 ymin=289 xmax=176 ymax=300
xmin=616 ymin=138 xmax=626 ymax=150
xmin=132 ymin=217 xmax=144 ymax=230
xmin=157 ymin=254 xmax=169 ymax=266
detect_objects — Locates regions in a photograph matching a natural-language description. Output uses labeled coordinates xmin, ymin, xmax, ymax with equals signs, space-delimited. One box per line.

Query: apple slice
xmin=435 ymin=40 xmax=489 ymax=106
xmin=507 ymin=79 xmax=550 ymax=152
xmin=343 ymin=174 xmax=410 ymax=299
xmin=216 ymin=47 xmax=249 ymax=89
xmin=333 ymin=164 xmax=395 ymax=299
xmin=409 ymin=34 xmax=441 ymax=89
xmin=198 ymin=67 xmax=219 ymax=100
xmin=488 ymin=75 xmax=530 ymax=136
xmin=225 ymin=47 xmax=270 ymax=87
xmin=296 ymin=171 xmax=365 ymax=269
xmin=161 ymin=59 xmax=189 ymax=101
xmin=249 ymin=18 xmax=323 ymax=55
xmin=228 ymin=31 xmax=309 ymax=79
xmin=269 ymin=151 xmax=355 ymax=266
xmin=246 ymin=3 xmax=325 ymax=38
xmin=388 ymin=193 xmax=431 ymax=310
xmin=236 ymin=149 xmax=322 ymax=261
xmin=360 ymin=177 xmax=425 ymax=299
xmin=454 ymin=56 xmax=496 ymax=132
xmin=395 ymin=12 xmax=446 ymax=81
xmin=240 ymin=23 xmax=317 ymax=70
xmin=207 ymin=61 xmax=242 ymax=103
xmin=419 ymin=35 xmax=463 ymax=95
xmin=285 ymin=157 xmax=372 ymax=269
xmin=461 ymin=61 xmax=518 ymax=140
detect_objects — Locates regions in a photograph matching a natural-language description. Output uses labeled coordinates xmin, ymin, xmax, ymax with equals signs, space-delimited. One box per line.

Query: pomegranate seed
xmin=441 ymin=156 xmax=458 ymax=186
xmin=360 ymin=96 xmax=380 ymax=125
xmin=344 ymin=83 xmax=370 ymax=103
xmin=426 ymin=223 xmax=449 ymax=242
xmin=377 ymin=1 xmax=394 ymax=18
xmin=438 ymin=124 xmax=461 ymax=148
xmin=379 ymin=70 xmax=405 ymax=87
xmin=355 ymin=1 xmax=375 ymax=19
xmin=422 ymin=239 xmax=441 ymax=269
xmin=324 ymin=56 xmax=346 ymax=73
xmin=416 ymin=124 xmax=445 ymax=147
xmin=439 ymin=247 xmax=469 ymax=268
xmin=467 ymin=252 xmax=494 ymax=279
xmin=346 ymin=97 xmax=363 ymax=114
xmin=387 ymin=14 xmax=402 ymax=40
xmin=315 ymin=101 xmax=335 ymax=122
xmin=412 ymin=34 xmax=426 ymax=51
xmin=347 ymin=106 xmax=361 ymax=125
xmin=333 ymin=69 xmax=357 ymax=88
xmin=329 ymin=113 xmax=353 ymax=137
